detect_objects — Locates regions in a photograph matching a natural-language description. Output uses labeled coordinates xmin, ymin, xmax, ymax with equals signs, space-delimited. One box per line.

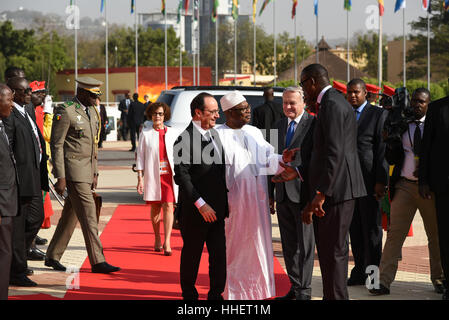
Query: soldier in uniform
xmin=45 ymin=77 xmax=120 ymax=274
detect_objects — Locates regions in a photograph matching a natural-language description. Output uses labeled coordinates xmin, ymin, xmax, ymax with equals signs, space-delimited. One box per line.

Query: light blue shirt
xmin=354 ymin=101 xmax=368 ymax=121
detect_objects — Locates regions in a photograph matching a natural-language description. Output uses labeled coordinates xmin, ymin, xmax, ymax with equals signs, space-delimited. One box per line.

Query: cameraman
xmin=369 ymin=88 xmax=445 ymax=296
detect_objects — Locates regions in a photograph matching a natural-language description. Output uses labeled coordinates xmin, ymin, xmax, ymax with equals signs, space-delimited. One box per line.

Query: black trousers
xmin=180 ymin=217 xmax=226 ymax=300
xmin=128 ymin=124 xmax=141 ymax=150
xmin=10 ymin=195 xmax=44 ymax=278
xmin=313 ymin=198 xmax=355 ymax=300
xmin=0 ymin=216 xmax=13 ymax=300
xmin=434 ymin=191 xmax=449 ymax=289
xmin=348 ymin=194 xmax=383 ymax=280
xmin=277 ymin=199 xmax=315 ymax=296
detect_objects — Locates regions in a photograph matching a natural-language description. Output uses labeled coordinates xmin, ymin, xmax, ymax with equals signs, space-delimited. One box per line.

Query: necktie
xmin=315 ymin=102 xmax=320 ymax=113
xmin=355 ymin=109 xmax=360 ymax=121
xmin=0 ymin=122 xmax=9 ymax=145
xmin=285 ymin=120 xmax=295 ymax=147
xmin=85 ymin=106 xmax=91 ymax=120
xmin=413 ymin=121 xmax=422 ymax=155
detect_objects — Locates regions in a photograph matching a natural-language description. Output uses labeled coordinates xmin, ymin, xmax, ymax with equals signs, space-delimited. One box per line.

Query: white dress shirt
xmin=400 ymin=115 xmax=426 ymax=181
xmin=14 ymin=102 xmax=42 ymax=161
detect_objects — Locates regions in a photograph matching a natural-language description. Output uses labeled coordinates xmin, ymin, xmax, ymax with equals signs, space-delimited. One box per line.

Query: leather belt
xmin=401 ymin=177 xmax=418 ymax=184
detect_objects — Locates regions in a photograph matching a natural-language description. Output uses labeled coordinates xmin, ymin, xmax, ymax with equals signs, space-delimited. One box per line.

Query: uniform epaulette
xmin=65 ymin=101 xmax=74 ymax=108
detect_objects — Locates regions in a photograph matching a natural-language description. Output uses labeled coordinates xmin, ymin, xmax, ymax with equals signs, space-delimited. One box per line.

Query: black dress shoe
xmin=434 ymin=282 xmax=445 ymax=294
xmin=347 ymin=277 xmax=366 ymax=286
xmin=129 ymin=148 xmax=135 ymax=152
xmin=9 ymin=275 xmax=37 ymax=287
xmin=45 ymin=258 xmax=67 ymax=271
xmin=275 ymin=289 xmax=296 ymax=300
xmin=91 ymin=262 xmax=121 ymax=274
xmin=26 ymin=268 xmax=34 ymax=276
xmin=35 ymin=235 xmax=48 ymax=245
xmin=369 ymin=284 xmax=390 ymax=296
xmin=295 ymin=294 xmax=311 ymax=300
xmin=27 ymin=247 xmax=46 ymax=261
xmin=443 ymin=290 xmax=449 ymax=300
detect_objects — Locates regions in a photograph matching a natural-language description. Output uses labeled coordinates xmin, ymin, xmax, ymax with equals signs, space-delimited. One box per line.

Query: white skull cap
xmin=220 ymin=91 xmax=246 ymax=112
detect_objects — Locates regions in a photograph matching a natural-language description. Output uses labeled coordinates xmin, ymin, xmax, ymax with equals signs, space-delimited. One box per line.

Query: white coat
xmin=136 ymin=123 xmax=179 ymax=202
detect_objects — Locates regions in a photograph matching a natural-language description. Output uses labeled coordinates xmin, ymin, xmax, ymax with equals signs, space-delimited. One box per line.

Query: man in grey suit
xmin=0 ymin=84 xmax=18 ymax=299
xmin=273 ymin=86 xmax=315 ymax=300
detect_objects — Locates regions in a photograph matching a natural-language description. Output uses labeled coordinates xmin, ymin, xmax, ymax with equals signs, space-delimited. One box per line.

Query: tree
xmin=408 ymin=0 xmax=449 ymax=82
xmin=352 ymin=31 xmax=387 ymax=80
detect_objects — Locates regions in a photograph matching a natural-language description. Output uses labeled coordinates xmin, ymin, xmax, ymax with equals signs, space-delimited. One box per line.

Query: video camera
xmin=381 ymin=87 xmax=415 ymax=148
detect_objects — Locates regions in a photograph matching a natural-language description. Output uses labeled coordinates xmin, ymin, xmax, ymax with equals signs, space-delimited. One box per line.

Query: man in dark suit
xmin=173 ymin=92 xmax=228 ymax=300
xmin=275 ymin=64 xmax=367 ymax=300
xmin=127 ymin=93 xmax=145 ymax=152
xmin=252 ymin=87 xmax=284 ymax=143
xmin=418 ymin=92 xmax=449 ymax=300
xmin=369 ymin=88 xmax=444 ymax=296
xmin=4 ymin=77 xmax=49 ymax=287
xmin=118 ymin=93 xmax=131 ymax=141
xmin=0 ymin=84 xmax=18 ymax=300
xmin=95 ymin=97 xmax=108 ymax=148
xmin=273 ymin=86 xmax=315 ymax=300
xmin=346 ymin=79 xmax=389 ymax=286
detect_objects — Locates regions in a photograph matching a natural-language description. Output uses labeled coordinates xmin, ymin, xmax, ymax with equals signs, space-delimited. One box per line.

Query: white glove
xmin=43 ymin=95 xmax=53 ymax=114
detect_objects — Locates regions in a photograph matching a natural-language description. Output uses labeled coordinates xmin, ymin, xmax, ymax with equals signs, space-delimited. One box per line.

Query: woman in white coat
xmin=136 ymin=102 xmax=179 ymax=256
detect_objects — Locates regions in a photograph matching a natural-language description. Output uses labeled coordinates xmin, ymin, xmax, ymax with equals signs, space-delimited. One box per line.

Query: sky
xmin=0 ymin=0 xmax=430 ymax=43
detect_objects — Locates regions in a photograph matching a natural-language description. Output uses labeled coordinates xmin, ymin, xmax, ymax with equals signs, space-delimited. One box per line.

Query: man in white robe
xmin=216 ymin=91 xmax=297 ymax=300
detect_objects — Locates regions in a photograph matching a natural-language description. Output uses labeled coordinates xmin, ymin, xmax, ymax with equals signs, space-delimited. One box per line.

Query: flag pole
xmin=427 ymin=10 xmax=430 ymax=90
xmin=74 ymin=0 xmax=78 ymax=81
xmin=253 ymin=16 xmax=256 ymax=87
xmin=165 ymin=5 xmax=168 ymax=91
xmin=294 ymin=12 xmax=297 ymax=85
xmin=402 ymin=7 xmax=406 ymax=87
xmin=192 ymin=8 xmax=196 ymax=86
xmin=135 ymin=0 xmax=139 ymax=94
xmin=180 ymin=10 xmax=183 ymax=86
xmin=316 ymin=5 xmax=319 ymax=63
xmin=216 ymin=14 xmax=218 ymax=85
xmin=197 ymin=1 xmax=200 ymax=86
xmin=378 ymin=10 xmax=383 ymax=89
xmin=273 ymin=0 xmax=276 ymax=86
xmin=105 ymin=0 xmax=109 ymax=105
xmin=346 ymin=7 xmax=350 ymax=82
xmin=234 ymin=17 xmax=237 ymax=84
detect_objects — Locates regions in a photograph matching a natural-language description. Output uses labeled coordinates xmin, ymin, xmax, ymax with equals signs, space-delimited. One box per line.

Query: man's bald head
xmin=0 ymin=83 xmax=14 ymax=119
xmin=263 ymin=87 xmax=274 ymax=101
xmin=301 ymin=64 xmax=330 ymax=86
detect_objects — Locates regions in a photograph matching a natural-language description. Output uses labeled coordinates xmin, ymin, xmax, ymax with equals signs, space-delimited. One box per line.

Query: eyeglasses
xmin=152 ymin=112 xmax=165 ymax=117
xmin=231 ymin=105 xmax=251 ymax=113
xmin=203 ymin=109 xmax=220 ymax=115
xmin=12 ymin=87 xmax=32 ymax=95
xmin=300 ymin=78 xmax=312 ymax=88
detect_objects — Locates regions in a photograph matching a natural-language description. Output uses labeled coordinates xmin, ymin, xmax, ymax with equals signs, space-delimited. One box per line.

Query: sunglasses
xmin=12 ymin=87 xmax=32 ymax=95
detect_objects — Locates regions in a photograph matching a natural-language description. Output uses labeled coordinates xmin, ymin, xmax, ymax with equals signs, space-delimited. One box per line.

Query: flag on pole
xmin=259 ymin=0 xmax=272 ymax=16
xmin=177 ymin=0 xmax=183 ymax=23
xmin=100 ymin=0 xmax=104 ymax=12
xmin=444 ymin=0 xmax=449 ymax=11
xmin=212 ymin=0 xmax=219 ymax=22
xmin=344 ymin=0 xmax=352 ymax=11
xmin=184 ymin=0 xmax=190 ymax=12
xmin=232 ymin=0 xmax=239 ymax=20
xmin=161 ymin=0 xmax=166 ymax=15
xmin=378 ymin=0 xmax=384 ymax=16
xmin=193 ymin=0 xmax=199 ymax=21
xmin=292 ymin=0 xmax=298 ymax=19
xmin=70 ymin=0 xmax=73 ymax=5
xmin=314 ymin=0 xmax=318 ymax=16
xmin=252 ymin=0 xmax=258 ymax=23
xmin=394 ymin=0 xmax=406 ymax=13
xmin=131 ymin=0 xmax=135 ymax=14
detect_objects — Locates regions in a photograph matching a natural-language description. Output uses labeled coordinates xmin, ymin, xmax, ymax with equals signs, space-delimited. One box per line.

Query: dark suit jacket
xmin=356 ymin=104 xmax=389 ymax=194
xmin=309 ymin=88 xmax=366 ymax=203
xmin=3 ymin=105 xmax=49 ymax=198
xmin=173 ymin=122 xmax=229 ymax=225
xmin=419 ymin=95 xmax=449 ymax=194
xmin=118 ymin=98 xmax=130 ymax=121
xmin=127 ymin=100 xmax=146 ymax=127
xmin=0 ymin=123 xmax=18 ymax=217
xmin=275 ymin=112 xmax=315 ymax=205
xmin=252 ymin=100 xmax=285 ymax=143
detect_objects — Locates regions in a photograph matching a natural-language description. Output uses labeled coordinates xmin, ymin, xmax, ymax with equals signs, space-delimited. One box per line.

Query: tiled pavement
xmin=8 ymin=141 xmax=444 ymax=300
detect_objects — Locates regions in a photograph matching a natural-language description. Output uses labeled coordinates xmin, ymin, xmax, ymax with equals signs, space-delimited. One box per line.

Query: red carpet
xmin=11 ymin=204 xmax=290 ymax=300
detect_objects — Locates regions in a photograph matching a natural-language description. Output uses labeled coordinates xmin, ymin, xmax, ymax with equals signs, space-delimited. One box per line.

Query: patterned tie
xmin=0 ymin=121 xmax=9 ymax=145
xmin=413 ymin=121 xmax=422 ymax=155
xmin=285 ymin=120 xmax=295 ymax=148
